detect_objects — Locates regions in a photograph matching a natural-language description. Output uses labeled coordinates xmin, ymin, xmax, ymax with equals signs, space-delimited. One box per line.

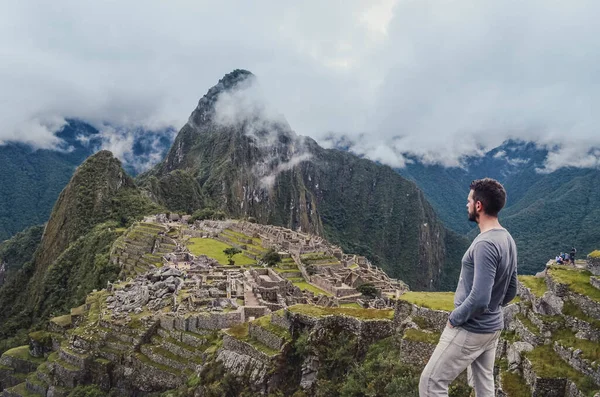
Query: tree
xmin=223 ymin=247 xmax=242 ymax=265
xmin=357 ymin=283 xmax=378 ymax=299
xmin=262 ymin=249 xmax=282 ymax=267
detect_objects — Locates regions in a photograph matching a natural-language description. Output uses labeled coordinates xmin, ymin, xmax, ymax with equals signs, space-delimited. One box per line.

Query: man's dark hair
xmin=470 ymin=178 xmax=506 ymax=217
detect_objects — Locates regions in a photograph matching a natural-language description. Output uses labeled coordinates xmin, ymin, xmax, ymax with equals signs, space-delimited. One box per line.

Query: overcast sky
xmin=1 ymin=1 xmax=599 ymax=171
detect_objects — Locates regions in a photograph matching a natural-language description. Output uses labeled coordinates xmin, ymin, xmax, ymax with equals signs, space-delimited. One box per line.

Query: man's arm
xmin=448 ymin=241 xmax=498 ymax=327
xmin=502 ymin=269 xmax=518 ymax=306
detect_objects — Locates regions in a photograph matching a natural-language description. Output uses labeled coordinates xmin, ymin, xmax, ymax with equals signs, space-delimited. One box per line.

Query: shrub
xmin=262 ymin=249 xmax=282 ymax=267
xmin=357 ymin=283 xmax=378 ymax=298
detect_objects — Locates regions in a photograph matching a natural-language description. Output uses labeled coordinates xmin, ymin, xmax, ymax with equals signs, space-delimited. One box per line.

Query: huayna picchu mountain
xmin=139 ymin=69 xmax=468 ymax=290
xmin=0 ymin=151 xmax=160 ymax=349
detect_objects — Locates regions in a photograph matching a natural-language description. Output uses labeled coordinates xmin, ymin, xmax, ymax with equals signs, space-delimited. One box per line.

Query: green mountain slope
xmin=0 ymin=151 xmax=160 ymax=349
xmin=140 ymin=69 xmax=467 ymax=290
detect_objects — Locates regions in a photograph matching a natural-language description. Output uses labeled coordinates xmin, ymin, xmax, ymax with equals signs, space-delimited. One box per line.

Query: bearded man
xmin=419 ymin=178 xmax=518 ymax=397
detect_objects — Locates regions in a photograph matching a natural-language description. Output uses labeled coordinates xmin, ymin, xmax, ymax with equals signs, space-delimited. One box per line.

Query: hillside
xmin=398 ymin=141 xmax=600 ymax=275
xmin=0 ymin=120 xmax=173 ymax=243
xmin=139 ymin=69 xmax=468 ymax=290
xmin=2 ymin=219 xmax=600 ymax=396
xmin=0 ymin=151 xmax=161 ymax=350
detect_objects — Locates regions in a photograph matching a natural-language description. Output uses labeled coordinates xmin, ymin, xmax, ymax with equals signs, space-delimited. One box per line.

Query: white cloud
xmin=1 ymin=1 xmax=600 ymax=171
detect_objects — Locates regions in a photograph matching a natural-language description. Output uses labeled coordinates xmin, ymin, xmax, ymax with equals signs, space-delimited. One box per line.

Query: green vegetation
xmin=588 ymin=250 xmax=600 ymax=259
xmin=292 ymin=281 xmax=332 ymax=296
xmin=554 ymin=329 xmax=600 ymax=363
xmin=403 ymin=328 xmax=441 ymax=344
xmin=67 ymin=385 xmax=106 ymax=397
xmin=525 ymin=344 xmax=598 ymax=396
xmin=187 ymin=238 xmax=254 ymax=266
xmin=253 ymin=315 xmax=291 ymax=341
xmin=223 ymin=247 xmax=242 ymax=265
xmin=0 ymin=225 xmax=43 ymax=277
xmin=340 ymin=303 xmax=362 ymax=309
xmin=357 ymin=283 xmax=378 ymax=298
xmin=500 ymin=369 xmax=531 ymax=397
xmin=3 ymin=345 xmax=45 ymax=364
xmin=399 ymin=291 xmax=455 ymax=312
xmin=515 ymin=314 xmax=539 ymax=336
xmin=563 ymin=301 xmax=600 ymax=328
xmin=262 ymin=249 xmax=282 ymax=267
xmin=518 ymin=275 xmax=548 ymax=297
xmin=288 ymin=304 xmax=394 ymax=320
xmin=548 ymin=266 xmax=600 ymax=302
xmin=190 ymin=207 xmax=225 ymax=222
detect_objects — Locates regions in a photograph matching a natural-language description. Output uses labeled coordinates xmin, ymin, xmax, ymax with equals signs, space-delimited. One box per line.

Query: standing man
xmin=570 ymin=247 xmax=577 ymax=266
xmin=419 ymin=178 xmax=518 ymax=397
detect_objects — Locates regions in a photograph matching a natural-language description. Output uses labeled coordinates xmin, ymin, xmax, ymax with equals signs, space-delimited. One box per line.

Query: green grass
xmin=412 ymin=316 xmax=431 ymax=329
xmin=516 ymin=314 xmax=540 ymax=336
xmin=399 ymin=291 xmax=455 ymax=312
xmin=187 ymin=237 xmax=255 ymax=265
xmin=253 ymin=315 xmax=291 ymax=341
xmin=525 ymin=345 xmax=599 ymax=396
xmin=134 ymin=352 xmax=179 ymax=375
xmin=288 ymin=304 xmax=394 ymax=320
xmin=501 ymin=370 xmax=531 ymax=397
xmin=292 ymin=281 xmax=332 ymax=296
xmin=554 ymin=329 xmax=600 ymax=363
xmin=518 ymin=275 xmax=548 ymax=297
xmin=402 ymin=328 xmax=440 ymax=344
xmin=3 ymin=345 xmax=45 ymax=364
xmin=225 ymin=322 xmax=280 ymax=356
xmin=50 ymin=314 xmax=72 ymax=328
xmin=563 ymin=301 xmax=600 ymax=328
xmin=340 ymin=303 xmax=362 ymax=309
xmin=548 ymin=266 xmax=600 ymax=302
xmin=7 ymin=382 xmax=40 ymax=397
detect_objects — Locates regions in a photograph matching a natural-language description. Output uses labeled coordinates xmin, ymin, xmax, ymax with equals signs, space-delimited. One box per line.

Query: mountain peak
xmin=193 ymin=69 xmax=255 ymax=117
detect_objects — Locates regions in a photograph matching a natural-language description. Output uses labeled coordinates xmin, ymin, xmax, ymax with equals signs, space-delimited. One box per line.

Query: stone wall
xmin=271 ymin=311 xmax=292 ymax=330
xmin=522 ymin=357 xmax=567 ymax=397
xmin=243 ymin=306 xmax=269 ymax=322
xmin=553 ymin=342 xmax=600 ymax=386
xmin=591 ymin=277 xmax=600 ymax=290
xmin=546 ymin=273 xmax=570 ymax=297
xmin=564 ymin=315 xmax=600 ymax=342
xmin=569 ymin=292 xmax=600 ymax=321
xmin=222 ymin=334 xmax=272 ymax=365
xmin=249 ymin=323 xmax=287 ymax=351
xmin=399 ymin=338 xmax=436 ymax=368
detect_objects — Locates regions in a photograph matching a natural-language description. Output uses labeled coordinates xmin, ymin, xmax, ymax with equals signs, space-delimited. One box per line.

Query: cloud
xmin=1 ymin=1 xmax=600 ymax=171
xmin=211 ymin=77 xmax=312 ymax=188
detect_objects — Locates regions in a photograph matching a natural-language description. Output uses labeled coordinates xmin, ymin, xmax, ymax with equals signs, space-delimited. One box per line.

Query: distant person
xmin=561 ymin=252 xmax=566 ymax=261
xmin=556 ymin=256 xmax=564 ymax=264
xmin=571 ymin=247 xmax=577 ymax=265
xmin=420 ymin=178 xmax=517 ymax=397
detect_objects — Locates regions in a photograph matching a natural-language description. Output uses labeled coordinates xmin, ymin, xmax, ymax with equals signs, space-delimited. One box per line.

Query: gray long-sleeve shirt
xmin=448 ymin=228 xmax=518 ymax=333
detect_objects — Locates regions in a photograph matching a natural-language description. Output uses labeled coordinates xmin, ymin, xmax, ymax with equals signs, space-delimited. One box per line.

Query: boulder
xmin=507 ymin=342 xmax=534 ymax=371
xmin=535 ymin=291 xmax=564 ymax=316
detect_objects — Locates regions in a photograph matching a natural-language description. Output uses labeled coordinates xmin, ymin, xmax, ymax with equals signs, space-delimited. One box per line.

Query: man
xmin=419 ymin=178 xmax=518 ymax=397
xmin=570 ymin=247 xmax=577 ymax=266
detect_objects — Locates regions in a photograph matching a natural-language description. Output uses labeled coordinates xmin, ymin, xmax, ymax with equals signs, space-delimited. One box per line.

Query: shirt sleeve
xmin=502 ymin=269 xmax=518 ymax=306
xmin=449 ymin=240 xmax=498 ymax=327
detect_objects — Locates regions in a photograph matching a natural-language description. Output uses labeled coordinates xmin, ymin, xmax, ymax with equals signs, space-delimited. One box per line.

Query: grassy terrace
xmin=548 ymin=265 xmax=600 ymax=302
xmin=253 ymin=315 xmax=291 ymax=341
xmin=525 ymin=345 xmax=599 ymax=396
xmin=288 ymin=304 xmax=394 ymax=320
xmin=187 ymin=237 xmax=256 ymax=266
xmin=3 ymin=345 xmax=45 ymax=364
xmin=399 ymin=291 xmax=455 ymax=312
xmin=563 ymin=301 xmax=600 ymax=328
xmin=518 ymin=275 xmax=548 ymax=297
xmin=554 ymin=329 xmax=600 ymax=363
xmin=500 ymin=369 xmax=531 ymax=397
xmin=403 ymin=328 xmax=440 ymax=344
xmin=515 ymin=313 xmax=540 ymax=335
xmin=225 ymin=323 xmax=279 ymax=356
xmin=292 ymin=281 xmax=332 ymax=296
xmin=50 ymin=314 xmax=72 ymax=328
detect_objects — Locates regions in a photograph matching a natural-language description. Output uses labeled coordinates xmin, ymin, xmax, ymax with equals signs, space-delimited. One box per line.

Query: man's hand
xmin=447 ymin=320 xmax=454 ymax=329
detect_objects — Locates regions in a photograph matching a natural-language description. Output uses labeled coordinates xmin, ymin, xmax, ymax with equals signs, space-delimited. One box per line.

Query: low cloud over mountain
xmin=1 ymin=1 xmax=599 ymax=171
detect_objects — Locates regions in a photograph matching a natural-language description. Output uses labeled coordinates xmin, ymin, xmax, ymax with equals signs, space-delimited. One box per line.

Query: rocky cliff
xmin=140 ymin=69 xmax=467 ymax=290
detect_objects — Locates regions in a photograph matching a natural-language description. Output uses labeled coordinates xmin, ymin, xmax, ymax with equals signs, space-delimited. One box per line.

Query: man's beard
xmin=468 ymin=209 xmax=478 ymax=223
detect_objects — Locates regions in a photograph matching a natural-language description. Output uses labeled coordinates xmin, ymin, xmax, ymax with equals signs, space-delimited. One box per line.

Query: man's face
xmin=467 ymin=190 xmax=478 ymax=223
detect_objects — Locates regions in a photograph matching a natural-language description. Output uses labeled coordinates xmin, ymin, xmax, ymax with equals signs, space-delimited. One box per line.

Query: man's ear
xmin=476 ymin=201 xmax=483 ymax=212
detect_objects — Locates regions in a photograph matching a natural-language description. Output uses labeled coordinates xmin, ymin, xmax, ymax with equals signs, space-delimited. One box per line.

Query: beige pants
xmin=419 ymin=325 xmax=500 ymax=397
